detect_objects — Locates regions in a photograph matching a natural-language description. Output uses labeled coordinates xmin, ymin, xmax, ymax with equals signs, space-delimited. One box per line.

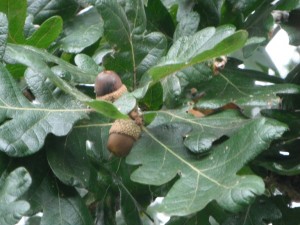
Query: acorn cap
xmin=96 ymin=84 xmax=127 ymax=102
xmin=109 ymin=119 xmax=141 ymax=140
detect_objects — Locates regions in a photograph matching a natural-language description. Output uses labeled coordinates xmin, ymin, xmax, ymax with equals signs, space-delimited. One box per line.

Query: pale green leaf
xmin=86 ymin=100 xmax=128 ymax=119
xmin=74 ymin=54 xmax=102 ymax=74
xmin=26 ymin=16 xmax=63 ymax=48
xmin=0 ymin=13 xmax=8 ymax=60
xmin=146 ymin=25 xmax=248 ymax=83
xmin=0 ymin=0 xmax=26 ymax=43
xmin=114 ymin=93 xmax=137 ymax=115
xmin=0 ymin=168 xmax=31 ymax=225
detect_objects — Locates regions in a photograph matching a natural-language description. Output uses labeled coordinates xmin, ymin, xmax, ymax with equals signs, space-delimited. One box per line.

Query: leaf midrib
xmin=143 ymin=127 xmax=235 ymax=189
xmin=0 ymin=104 xmax=88 ymax=112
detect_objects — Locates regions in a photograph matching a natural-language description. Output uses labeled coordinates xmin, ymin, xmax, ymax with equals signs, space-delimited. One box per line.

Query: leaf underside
xmin=0 ymin=167 xmax=32 ymax=225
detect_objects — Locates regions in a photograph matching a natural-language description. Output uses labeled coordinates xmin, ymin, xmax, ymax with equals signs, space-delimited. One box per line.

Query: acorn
xmin=94 ymin=70 xmax=127 ymax=102
xmin=107 ymin=119 xmax=142 ymax=157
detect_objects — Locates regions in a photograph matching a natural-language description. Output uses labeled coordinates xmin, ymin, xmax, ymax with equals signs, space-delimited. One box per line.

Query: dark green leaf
xmin=174 ymin=11 xmax=200 ymax=41
xmin=0 ymin=64 xmax=87 ymax=156
xmin=272 ymin=196 xmax=300 ymax=225
xmin=277 ymin=0 xmax=300 ymax=10
xmin=257 ymin=110 xmax=300 ymax=175
xmin=257 ymin=139 xmax=300 ymax=176
xmin=147 ymin=109 xmax=249 ymax=154
xmin=0 ymin=153 xmax=9 ymax=175
xmin=195 ymin=0 xmax=223 ymax=27
xmin=127 ymin=117 xmax=287 ymax=216
xmin=281 ymin=9 xmax=300 ymax=46
xmin=146 ymin=25 xmax=248 ymax=83
xmin=262 ymin=109 xmax=300 ymax=137
xmin=27 ymin=0 xmax=79 ymax=24
xmin=166 ymin=202 xmax=227 ymax=225
xmin=285 ymin=63 xmax=300 ymax=84
xmin=225 ymin=0 xmax=263 ymax=17
xmin=139 ymin=82 xmax=163 ymax=110
xmin=120 ymin=185 xmax=143 ymax=225
xmin=0 ymin=13 xmax=8 ymax=60
xmin=195 ymin=68 xmax=300 ymax=117
xmin=38 ymin=177 xmax=93 ymax=225
xmin=242 ymin=1 xmax=275 ymax=39
xmin=0 ymin=167 xmax=31 ymax=225
xmin=96 ymin=0 xmax=167 ymax=87
xmin=25 ymin=216 xmax=41 ymax=225
xmin=26 ymin=16 xmax=63 ymax=48
xmin=145 ymin=0 xmax=175 ymax=37
xmin=96 ymin=0 xmax=146 ymax=48
xmin=59 ymin=7 xmax=104 ymax=53
xmin=161 ymin=63 xmax=212 ymax=108
xmin=47 ymin=135 xmax=98 ymax=190
xmin=222 ymin=196 xmax=282 ymax=225
xmin=98 ymin=191 xmax=118 ymax=225
xmin=46 ymin=114 xmax=111 ymax=191
xmin=108 ymin=159 xmax=153 ymax=207
xmin=96 ymin=0 xmax=136 ymax=49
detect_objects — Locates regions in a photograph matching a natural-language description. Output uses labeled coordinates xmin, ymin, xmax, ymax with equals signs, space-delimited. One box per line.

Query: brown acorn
xmin=107 ymin=119 xmax=141 ymax=157
xmin=94 ymin=70 xmax=127 ymax=102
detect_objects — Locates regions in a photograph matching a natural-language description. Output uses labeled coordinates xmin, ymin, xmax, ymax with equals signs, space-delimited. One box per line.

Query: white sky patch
xmin=266 ymin=28 xmax=300 ymax=77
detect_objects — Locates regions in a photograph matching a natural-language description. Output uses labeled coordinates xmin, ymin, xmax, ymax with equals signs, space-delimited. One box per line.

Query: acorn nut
xmin=107 ymin=119 xmax=141 ymax=157
xmin=94 ymin=70 xmax=127 ymax=102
